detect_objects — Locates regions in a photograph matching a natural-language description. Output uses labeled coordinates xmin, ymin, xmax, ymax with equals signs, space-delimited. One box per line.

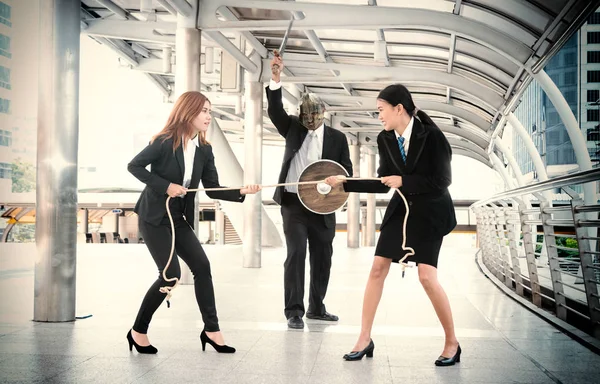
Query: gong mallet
xmin=272 ymin=15 xmax=295 ymax=75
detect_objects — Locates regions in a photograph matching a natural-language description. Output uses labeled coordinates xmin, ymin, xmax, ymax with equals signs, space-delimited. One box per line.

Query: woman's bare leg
xmin=352 ymin=256 xmax=393 ymax=351
xmin=418 ymin=263 xmax=459 ymax=356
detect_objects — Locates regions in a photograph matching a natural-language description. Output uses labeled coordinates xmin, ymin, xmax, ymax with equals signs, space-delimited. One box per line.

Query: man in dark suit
xmin=266 ymin=55 xmax=353 ymax=329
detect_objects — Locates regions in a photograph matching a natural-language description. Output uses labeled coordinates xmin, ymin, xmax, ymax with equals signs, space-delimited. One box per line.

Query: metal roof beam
xmin=261 ymin=59 xmax=504 ymax=109
xmin=82 ymin=19 xmax=176 ymax=45
xmin=198 ymin=0 xmax=532 ymax=65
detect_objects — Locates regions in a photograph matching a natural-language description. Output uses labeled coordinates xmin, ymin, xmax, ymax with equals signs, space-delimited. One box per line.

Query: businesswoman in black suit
xmin=126 ymin=91 xmax=260 ymax=354
xmin=326 ymin=84 xmax=460 ymax=366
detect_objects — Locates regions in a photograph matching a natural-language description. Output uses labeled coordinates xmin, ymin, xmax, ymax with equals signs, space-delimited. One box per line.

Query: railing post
xmin=518 ymin=201 xmax=542 ymax=308
xmin=570 ymin=196 xmax=600 ymax=338
xmin=539 ymin=200 xmax=568 ymax=321
xmin=506 ymin=201 xmax=524 ymax=295
xmin=497 ymin=203 xmax=514 ymax=288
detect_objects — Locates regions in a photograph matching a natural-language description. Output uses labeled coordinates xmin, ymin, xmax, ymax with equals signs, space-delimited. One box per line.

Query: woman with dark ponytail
xmin=326 ymin=84 xmax=460 ymax=366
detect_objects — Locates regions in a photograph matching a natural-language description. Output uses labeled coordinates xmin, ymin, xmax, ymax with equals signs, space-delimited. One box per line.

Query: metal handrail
xmin=472 ymin=168 xmax=600 ymax=207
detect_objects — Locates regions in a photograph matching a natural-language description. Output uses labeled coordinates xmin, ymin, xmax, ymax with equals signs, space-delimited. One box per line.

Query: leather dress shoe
xmin=287 ymin=316 xmax=304 ymax=329
xmin=306 ymin=311 xmax=339 ymax=321
xmin=435 ymin=345 xmax=461 ymax=366
xmin=343 ymin=339 xmax=374 ymax=361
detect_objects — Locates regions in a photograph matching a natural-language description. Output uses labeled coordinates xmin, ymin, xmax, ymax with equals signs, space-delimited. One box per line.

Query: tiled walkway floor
xmin=1 ymin=233 xmax=599 ymax=383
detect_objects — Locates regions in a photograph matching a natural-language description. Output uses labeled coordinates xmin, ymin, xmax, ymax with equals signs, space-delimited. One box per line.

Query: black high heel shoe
xmin=200 ymin=330 xmax=236 ymax=353
xmin=126 ymin=330 xmax=158 ymax=354
xmin=343 ymin=339 xmax=375 ymax=361
xmin=435 ymin=344 xmax=461 ymax=366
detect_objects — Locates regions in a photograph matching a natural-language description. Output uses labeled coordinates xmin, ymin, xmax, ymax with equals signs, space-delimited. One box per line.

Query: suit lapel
xmin=381 ymin=130 xmax=406 ymax=174
xmin=175 ymin=142 xmax=185 ymax=182
xmin=189 ymin=145 xmax=202 ymax=189
xmin=405 ymin=119 xmax=429 ymax=173
xmin=322 ymin=125 xmax=333 ymax=159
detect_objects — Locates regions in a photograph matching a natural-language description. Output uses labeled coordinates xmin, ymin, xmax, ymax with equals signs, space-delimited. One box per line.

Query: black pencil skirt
xmin=374 ymin=212 xmax=444 ymax=268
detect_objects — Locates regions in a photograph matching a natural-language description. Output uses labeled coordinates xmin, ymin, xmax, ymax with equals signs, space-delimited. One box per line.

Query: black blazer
xmin=345 ymin=119 xmax=457 ymax=240
xmin=266 ymin=86 xmax=353 ymax=228
xmin=128 ymin=136 xmax=244 ymax=228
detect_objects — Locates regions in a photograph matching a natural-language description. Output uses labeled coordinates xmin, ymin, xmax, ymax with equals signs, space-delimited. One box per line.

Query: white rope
xmin=159 ymin=177 xmax=414 ymax=307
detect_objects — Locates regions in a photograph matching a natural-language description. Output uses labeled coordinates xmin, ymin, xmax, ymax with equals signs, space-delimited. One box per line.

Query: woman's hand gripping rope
xmin=326 ymin=175 xmax=415 ymax=277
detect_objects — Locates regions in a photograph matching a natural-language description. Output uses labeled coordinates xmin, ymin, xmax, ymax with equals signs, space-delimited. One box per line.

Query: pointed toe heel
xmin=343 ymin=340 xmax=375 ymax=361
xmin=200 ymin=331 xmax=236 ymax=354
xmin=126 ymin=330 xmax=158 ymax=354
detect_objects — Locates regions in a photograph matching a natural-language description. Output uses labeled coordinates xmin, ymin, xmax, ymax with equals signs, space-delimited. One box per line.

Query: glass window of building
xmin=565 ymin=89 xmax=577 ymax=104
xmin=588 ymin=129 xmax=600 ymax=141
xmin=0 ymin=1 xmax=9 ymax=27
xmin=588 ymin=109 xmax=600 ymax=122
xmin=589 ymin=31 xmax=600 ymax=44
xmin=589 ymin=12 xmax=600 ymax=24
xmin=589 ymin=89 xmax=600 ymax=103
xmin=0 ymin=98 xmax=9 ymax=114
xmin=0 ymin=129 xmax=10 ymax=146
xmin=565 ymin=52 xmax=577 ymax=65
xmin=588 ymin=51 xmax=600 ymax=63
xmin=565 ymin=71 xmax=577 ymax=85
xmin=0 ymin=162 xmax=11 ymax=179
xmin=0 ymin=33 xmax=9 ymax=58
xmin=588 ymin=70 xmax=600 ymax=83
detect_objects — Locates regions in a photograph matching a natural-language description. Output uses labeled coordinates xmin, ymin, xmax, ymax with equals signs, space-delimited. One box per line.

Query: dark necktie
xmin=397 ymin=136 xmax=407 ymax=163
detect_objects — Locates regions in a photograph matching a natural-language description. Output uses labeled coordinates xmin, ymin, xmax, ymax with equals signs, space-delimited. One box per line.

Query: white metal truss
xmin=78 ymin=0 xmax=600 ymax=166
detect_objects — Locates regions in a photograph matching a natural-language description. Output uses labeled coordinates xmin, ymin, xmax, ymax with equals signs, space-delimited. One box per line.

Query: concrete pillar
xmin=242 ymin=79 xmax=263 ymax=268
xmin=364 ymin=147 xmax=377 ymax=247
xmin=175 ymin=2 xmax=200 ymax=284
xmin=34 ymin=0 xmax=80 ymax=322
xmin=347 ymin=144 xmax=360 ymax=248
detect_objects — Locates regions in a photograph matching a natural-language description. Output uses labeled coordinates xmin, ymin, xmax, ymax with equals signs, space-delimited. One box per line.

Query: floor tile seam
xmin=305 ymin=334 xmax=324 ymax=376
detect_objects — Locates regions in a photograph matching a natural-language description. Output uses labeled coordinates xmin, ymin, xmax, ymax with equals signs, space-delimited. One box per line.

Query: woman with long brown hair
xmin=126 ymin=91 xmax=260 ymax=354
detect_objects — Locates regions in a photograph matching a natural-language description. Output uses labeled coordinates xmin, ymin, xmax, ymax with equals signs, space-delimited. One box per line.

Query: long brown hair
xmin=152 ymin=91 xmax=211 ymax=151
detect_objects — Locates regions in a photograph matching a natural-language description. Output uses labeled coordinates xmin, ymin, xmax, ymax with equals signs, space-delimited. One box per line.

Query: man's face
xmin=299 ymin=94 xmax=325 ymax=130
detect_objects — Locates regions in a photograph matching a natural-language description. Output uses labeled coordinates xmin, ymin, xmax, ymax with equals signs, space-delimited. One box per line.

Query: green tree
xmin=11 ymin=158 xmax=35 ymax=193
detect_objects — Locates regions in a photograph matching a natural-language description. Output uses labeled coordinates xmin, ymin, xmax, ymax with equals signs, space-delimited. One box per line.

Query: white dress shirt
xmin=285 ymin=125 xmax=324 ymax=193
xmin=182 ymin=135 xmax=199 ymax=189
xmin=394 ymin=116 xmax=414 ymax=156
xmin=270 ymin=79 xmax=325 ymax=193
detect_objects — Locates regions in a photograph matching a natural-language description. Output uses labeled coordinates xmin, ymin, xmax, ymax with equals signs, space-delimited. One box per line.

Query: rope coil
xmin=160 ymin=176 xmax=414 ymax=307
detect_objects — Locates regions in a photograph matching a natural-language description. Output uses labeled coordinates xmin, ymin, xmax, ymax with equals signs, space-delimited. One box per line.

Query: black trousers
xmin=133 ymin=201 xmax=219 ymax=333
xmin=281 ymin=192 xmax=336 ymax=319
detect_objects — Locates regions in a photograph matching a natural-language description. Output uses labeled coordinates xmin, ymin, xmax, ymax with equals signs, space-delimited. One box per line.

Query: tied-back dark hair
xmin=377 ymin=84 xmax=437 ymax=127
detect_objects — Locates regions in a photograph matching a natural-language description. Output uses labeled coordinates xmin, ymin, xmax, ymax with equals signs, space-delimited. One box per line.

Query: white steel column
xmin=175 ymin=3 xmax=200 ymax=98
xmin=490 ymin=153 xmax=518 ymax=190
xmin=535 ymin=70 xmax=596 ymax=206
xmin=507 ymin=112 xmax=551 ymax=266
xmin=35 ymin=0 xmax=80 ymax=322
xmin=242 ymin=79 xmax=263 ymax=268
xmin=175 ymin=1 xmax=200 ymax=284
xmin=364 ymin=147 xmax=377 ymax=247
xmin=493 ymin=138 xmax=525 ymax=187
xmin=347 ymin=144 xmax=361 ymax=248
xmin=507 ymin=113 xmax=549 ymax=183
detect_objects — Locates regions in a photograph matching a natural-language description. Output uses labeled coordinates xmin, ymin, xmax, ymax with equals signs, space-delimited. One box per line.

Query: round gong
xmin=298 ymin=160 xmax=349 ymax=214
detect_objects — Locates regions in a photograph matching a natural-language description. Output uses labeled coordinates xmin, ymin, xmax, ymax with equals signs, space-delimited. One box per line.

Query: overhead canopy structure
xmin=79 ymin=0 xmax=600 ymax=167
